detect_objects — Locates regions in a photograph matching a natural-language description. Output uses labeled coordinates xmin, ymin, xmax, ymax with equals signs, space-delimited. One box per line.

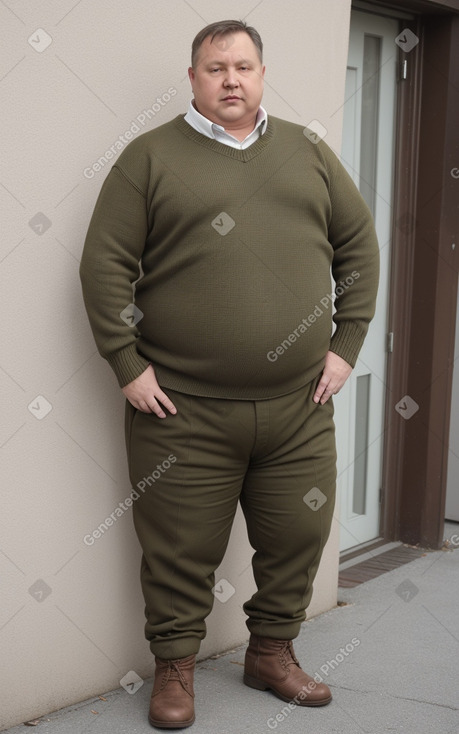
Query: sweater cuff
xmin=329 ymin=321 xmax=367 ymax=368
xmin=106 ymin=344 xmax=151 ymax=388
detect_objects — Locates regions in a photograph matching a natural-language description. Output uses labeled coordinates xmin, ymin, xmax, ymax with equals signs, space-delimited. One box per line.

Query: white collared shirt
xmin=184 ymin=100 xmax=268 ymax=150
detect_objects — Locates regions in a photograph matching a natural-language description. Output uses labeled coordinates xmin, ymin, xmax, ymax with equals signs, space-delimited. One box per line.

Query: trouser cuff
xmin=149 ymin=637 xmax=201 ymax=660
xmin=246 ymin=619 xmax=303 ymax=641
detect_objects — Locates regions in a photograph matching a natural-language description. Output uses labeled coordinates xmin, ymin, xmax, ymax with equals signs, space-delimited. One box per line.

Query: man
xmin=80 ymin=19 xmax=379 ymax=730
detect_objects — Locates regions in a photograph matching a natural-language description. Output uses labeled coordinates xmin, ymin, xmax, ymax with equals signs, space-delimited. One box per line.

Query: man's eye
xmin=210 ymin=68 xmax=221 ymax=73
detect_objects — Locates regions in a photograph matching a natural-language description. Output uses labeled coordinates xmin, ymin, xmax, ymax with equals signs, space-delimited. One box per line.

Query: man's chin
xmin=214 ymin=107 xmax=253 ymax=124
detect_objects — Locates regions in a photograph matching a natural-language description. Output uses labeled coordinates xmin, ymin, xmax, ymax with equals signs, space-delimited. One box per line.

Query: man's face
xmin=188 ymin=32 xmax=265 ymax=129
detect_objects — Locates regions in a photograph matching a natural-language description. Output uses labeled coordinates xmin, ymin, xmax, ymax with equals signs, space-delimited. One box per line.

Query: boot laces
xmin=279 ymin=640 xmax=300 ymax=668
xmin=161 ymin=660 xmax=190 ymax=691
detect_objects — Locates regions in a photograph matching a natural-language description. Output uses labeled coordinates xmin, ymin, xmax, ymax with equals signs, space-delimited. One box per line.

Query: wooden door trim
xmin=352 ymin=1 xmax=459 ymax=548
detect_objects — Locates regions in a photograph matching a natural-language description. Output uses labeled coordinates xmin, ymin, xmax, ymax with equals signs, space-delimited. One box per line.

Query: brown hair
xmin=191 ymin=20 xmax=263 ymax=68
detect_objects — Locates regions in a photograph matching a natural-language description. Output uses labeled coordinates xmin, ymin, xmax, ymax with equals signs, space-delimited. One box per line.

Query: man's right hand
xmin=122 ymin=365 xmax=177 ymax=418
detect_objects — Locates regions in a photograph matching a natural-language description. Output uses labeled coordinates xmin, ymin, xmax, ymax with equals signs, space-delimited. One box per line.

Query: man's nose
xmin=224 ymin=72 xmax=239 ymax=87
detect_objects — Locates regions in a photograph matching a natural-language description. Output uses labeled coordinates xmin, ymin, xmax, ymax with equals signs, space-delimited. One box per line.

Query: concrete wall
xmin=0 ymin=0 xmax=350 ymax=728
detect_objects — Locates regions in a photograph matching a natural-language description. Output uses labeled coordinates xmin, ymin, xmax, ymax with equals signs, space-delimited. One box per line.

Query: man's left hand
xmin=313 ymin=351 xmax=353 ymax=405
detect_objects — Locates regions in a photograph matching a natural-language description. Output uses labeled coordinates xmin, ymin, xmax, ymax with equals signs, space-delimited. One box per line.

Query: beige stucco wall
xmin=0 ymin=0 xmax=351 ymax=728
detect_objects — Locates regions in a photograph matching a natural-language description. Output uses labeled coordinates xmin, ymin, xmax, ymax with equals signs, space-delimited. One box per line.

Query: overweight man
xmin=80 ymin=19 xmax=379 ymax=729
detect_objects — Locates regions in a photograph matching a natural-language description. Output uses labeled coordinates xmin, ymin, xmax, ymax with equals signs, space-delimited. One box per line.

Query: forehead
xmin=196 ymin=32 xmax=260 ymax=66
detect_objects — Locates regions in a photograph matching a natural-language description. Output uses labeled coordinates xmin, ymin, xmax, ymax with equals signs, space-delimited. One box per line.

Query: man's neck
xmin=222 ymin=121 xmax=257 ymax=142
xmin=193 ymin=101 xmax=257 ymax=142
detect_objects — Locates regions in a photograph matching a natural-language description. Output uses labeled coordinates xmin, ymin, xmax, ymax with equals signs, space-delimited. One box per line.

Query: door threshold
xmin=338 ymin=540 xmax=427 ymax=587
xmin=339 ymin=537 xmax=388 ymax=564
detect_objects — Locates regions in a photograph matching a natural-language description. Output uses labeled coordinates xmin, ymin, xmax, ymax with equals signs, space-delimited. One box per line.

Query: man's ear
xmin=188 ymin=67 xmax=195 ymax=84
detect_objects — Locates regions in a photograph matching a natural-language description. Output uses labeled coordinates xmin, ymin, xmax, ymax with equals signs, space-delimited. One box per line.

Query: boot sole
xmin=243 ymin=673 xmax=332 ymax=707
xmin=148 ymin=714 xmax=195 ymax=729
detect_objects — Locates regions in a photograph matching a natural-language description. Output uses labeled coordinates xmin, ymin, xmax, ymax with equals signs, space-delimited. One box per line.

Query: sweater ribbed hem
xmin=329 ymin=322 xmax=367 ymax=368
xmin=151 ymin=359 xmax=325 ymax=401
xmin=107 ymin=345 xmax=150 ymax=388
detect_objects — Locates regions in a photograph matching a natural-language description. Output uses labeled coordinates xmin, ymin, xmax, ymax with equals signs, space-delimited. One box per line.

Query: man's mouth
xmin=222 ymin=95 xmax=241 ymax=101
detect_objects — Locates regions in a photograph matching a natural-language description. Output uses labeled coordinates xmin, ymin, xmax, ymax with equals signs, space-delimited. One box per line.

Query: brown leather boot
xmin=244 ymin=634 xmax=332 ymax=706
xmin=149 ymin=654 xmax=196 ymax=729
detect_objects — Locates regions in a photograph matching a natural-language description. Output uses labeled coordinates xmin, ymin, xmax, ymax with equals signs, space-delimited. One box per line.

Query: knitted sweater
xmin=80 ymin=114 xmax=379 ymax=399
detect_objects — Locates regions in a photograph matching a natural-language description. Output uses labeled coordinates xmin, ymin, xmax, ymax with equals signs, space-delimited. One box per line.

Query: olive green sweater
xmin=80 ymin=114 xmax=379 ymax=399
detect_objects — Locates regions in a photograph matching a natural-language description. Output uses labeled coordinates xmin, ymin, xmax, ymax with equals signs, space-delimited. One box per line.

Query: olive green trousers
xmin=124 ymin=378 xmax=336 ymax=660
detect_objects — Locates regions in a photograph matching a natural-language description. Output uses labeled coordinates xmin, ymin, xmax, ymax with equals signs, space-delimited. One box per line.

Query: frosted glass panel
xmin=342 ymin=67 xmax=358 ymax=182
xmin=353 ymin=374 xmax=371 ymax=515
xmin=359 ymin=34 xmax=381 ymax=216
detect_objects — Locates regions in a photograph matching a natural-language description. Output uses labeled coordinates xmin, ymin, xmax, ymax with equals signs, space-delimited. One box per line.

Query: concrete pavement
xmin=3 ymin=522 xmax=459 ymax=734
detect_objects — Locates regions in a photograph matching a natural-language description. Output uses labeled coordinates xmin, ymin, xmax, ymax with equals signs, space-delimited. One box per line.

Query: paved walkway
xmin=3 ymin=523 xmax=459 ymax=734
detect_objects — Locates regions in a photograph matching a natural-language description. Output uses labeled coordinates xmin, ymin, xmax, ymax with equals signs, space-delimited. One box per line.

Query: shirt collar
xmin=185 ymin=100 xmax=268 ymax=142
